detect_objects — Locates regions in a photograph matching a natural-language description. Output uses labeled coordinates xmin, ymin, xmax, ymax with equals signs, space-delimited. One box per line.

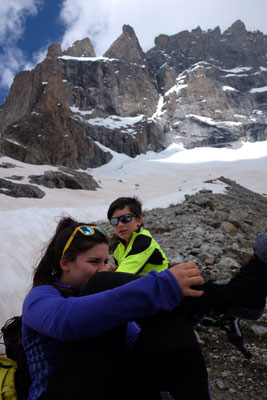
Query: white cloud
xmin=0 ymin=1 xmax=44 ymax=100
xmin=23 ymin=46 xmax=48 ymax=72
xmin=59 ymin=0 xmax=117 ymax=54
xmin=0 ymin=47 xmax=26 ymax=89
xmin=0 ymin=1 xmax=42 ymax=44
xmin=59 ymin=0 xmax=267 ymax=56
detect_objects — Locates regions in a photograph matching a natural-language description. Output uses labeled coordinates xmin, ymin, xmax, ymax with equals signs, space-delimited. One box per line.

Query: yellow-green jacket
xmin=114 ymin=228 xmax=169 ymax=276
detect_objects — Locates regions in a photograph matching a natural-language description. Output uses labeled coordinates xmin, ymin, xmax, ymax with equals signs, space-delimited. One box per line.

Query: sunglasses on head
xmin=110 ymin=213 xmax=136 ymax=226
xmin=62 ymin=225 xmax=108 ymax=257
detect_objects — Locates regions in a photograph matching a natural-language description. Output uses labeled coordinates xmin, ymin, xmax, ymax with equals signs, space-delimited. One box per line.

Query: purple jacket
xmin=22 ymin=269 xmax=183 ymax=400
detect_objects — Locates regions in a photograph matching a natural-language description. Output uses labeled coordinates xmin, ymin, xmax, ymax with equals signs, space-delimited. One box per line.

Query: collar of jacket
xmin=117 ymin=226 xmax=142 ymax=245
xmin=53 ymin=278 xmax=77 ymax=297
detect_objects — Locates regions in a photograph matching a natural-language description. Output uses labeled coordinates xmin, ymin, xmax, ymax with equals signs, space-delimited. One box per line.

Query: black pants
xmin=42 ymin=272 xmax=210 ymax=400
xmin=120 ymin=310 xmax=210 ymax=400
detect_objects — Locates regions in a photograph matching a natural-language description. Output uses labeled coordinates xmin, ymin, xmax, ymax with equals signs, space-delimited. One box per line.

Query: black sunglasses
xmin=110 ymin=213 xmax=136 ymax=226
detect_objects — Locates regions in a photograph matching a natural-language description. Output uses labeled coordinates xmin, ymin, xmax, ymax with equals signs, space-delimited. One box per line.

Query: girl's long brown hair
xmin=33 ymin=217 xmax=109 ymax=289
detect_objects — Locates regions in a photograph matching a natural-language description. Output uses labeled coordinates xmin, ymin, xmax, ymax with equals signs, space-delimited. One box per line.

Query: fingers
xmin=182 ymin=267 xmax=202 ymax=278
xmin=181 ymin=275 xmax=204 ymax=297
xmin=106 ymin=263 xmax=118 ymax=272
xmin=169 ymin=261 xmax=204 ymax=297
xmin=184 ymin=288 xmax=204 ymax=297
xmin=180 ymin=261 xmax=197 ymax=268
xmin=173 ymin=261 xmax=197 ymax=270
xmin=186 ymin=276 xmax=204 ymax=287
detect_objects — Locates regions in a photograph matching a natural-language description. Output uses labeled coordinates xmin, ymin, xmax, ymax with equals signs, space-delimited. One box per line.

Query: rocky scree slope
xmin=103 ymin=177 xmax=267 ymax=400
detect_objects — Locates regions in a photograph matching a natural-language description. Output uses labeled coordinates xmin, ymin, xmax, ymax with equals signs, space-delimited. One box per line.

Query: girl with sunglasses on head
xmin=22 ymin=216 xmax=211 ymax=400
xmin=107 ymin=196 xmax=170 ymax=275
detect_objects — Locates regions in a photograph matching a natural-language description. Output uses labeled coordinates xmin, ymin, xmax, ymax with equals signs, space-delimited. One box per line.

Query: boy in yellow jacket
xmin=107 ymin=196 xmax=169 ymax=275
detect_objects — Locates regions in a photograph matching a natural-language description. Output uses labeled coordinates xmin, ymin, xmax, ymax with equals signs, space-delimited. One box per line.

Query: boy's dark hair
xmin=107 ymin=196 xmax=142 ymax=221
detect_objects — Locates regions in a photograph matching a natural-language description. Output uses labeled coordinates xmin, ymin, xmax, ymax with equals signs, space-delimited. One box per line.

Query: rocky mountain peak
xmin=64 ymin=37 xmax=96 ymax=57
xmin=46 ymin=42 xmax=63 ymax=58
xmin=104 ymin=24 xmax=146 ymax=65
xmin=191 ymin=26 xmax=202 ymax=34
xmin=122 ymin=24 xmax=137 ymax=38
xmin=209 ymin=25 xmax=221 ymax=39
xmin=154 ymin=33 xmax=170 ymax=49
xmin=223 ymin=19 xmax=247 ymax=37
xmin=0 ymin=21 xmax=266 ymax=171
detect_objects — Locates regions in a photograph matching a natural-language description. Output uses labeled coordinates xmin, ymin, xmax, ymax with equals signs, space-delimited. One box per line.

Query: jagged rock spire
xmin=64 ymin=38 xmax=96 ymax=57
xmin=223 ymin=19 xmax=247 ymax=36
xmin=47 ymin=42 xmax=63 ymax=58
xmin=104 ymin=24 xmax=146 ymax=65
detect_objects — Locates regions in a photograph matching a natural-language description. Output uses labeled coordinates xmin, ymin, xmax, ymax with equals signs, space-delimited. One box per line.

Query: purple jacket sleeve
xmin=23 ymin=270 xmax=183 ymax=342
xmin=125 ymin=322 xmax=141 ymax=351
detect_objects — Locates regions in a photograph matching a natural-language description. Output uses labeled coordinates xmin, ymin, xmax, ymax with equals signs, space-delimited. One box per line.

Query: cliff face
xmin=0 ymin=20 xmax=267 ymax=168
xmin=146 ymin=20 xmax=267 ymax=148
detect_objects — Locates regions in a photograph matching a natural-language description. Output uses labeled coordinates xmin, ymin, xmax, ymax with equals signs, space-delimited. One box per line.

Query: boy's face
xmin=111 ymin=206 xmax=143 ymax=242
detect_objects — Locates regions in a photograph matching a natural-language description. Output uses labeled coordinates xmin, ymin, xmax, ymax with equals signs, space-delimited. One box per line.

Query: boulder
xmin=28 ymin=167 xmax=100 ymax=190
xmin=0 ymin=178 xmax=45 ymax=198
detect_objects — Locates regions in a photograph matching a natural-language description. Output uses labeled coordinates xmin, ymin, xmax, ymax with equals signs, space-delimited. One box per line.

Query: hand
xmin=169 ymin=261 xmax=204 ymax=297
xmin=105 ymin=262 xmax=118 ymax=272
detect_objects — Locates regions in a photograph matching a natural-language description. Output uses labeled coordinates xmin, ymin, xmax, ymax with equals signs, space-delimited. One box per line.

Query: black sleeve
xmin=180 ymin=256 xmax=267 ymax=316
xmin=79 ymin=271 xmax=141 ymax=296
xmin=204 ymin=256 xmax=267 ymax=313
xmin=127 ymin=234 xmax=152 ymax=256
xmin=179 ymin=289 xmax=212 ymax=316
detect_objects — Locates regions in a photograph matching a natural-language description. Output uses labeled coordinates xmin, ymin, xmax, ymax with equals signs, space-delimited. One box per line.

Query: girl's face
xmin=60 ymin=243 xmax=109 ymax=290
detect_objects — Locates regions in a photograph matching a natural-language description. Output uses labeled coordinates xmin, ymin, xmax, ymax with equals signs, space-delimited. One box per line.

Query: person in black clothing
xmin=186 ymin=234 xmax=266 ymax=358
xmin=181 ymin=233 xmax=267 ymax=321
xmin=204 ymin=232 xmax=267 ymax=318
